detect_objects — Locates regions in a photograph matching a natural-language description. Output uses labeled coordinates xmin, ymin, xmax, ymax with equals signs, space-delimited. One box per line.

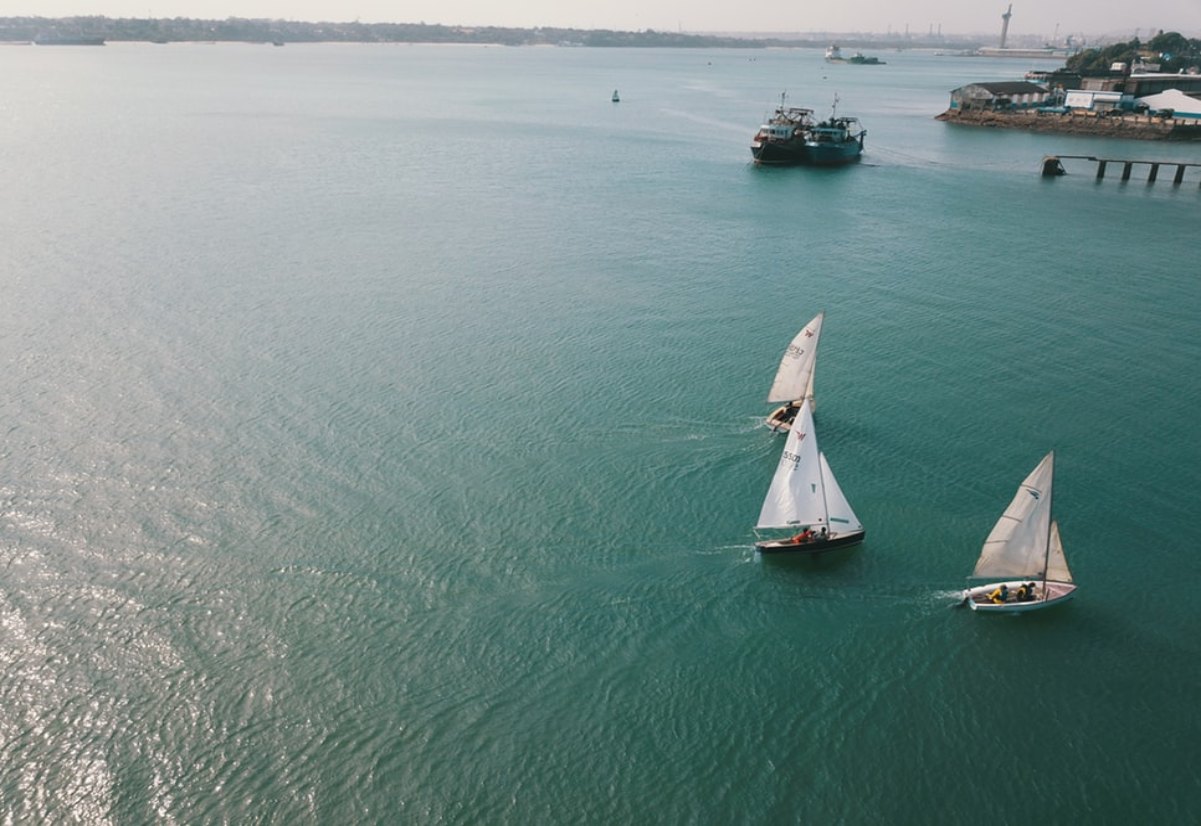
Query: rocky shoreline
xmin=935 ymin=108 xmax=1201 ymax=141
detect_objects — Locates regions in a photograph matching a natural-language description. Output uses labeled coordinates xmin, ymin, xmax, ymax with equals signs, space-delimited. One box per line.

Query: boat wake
xmin=858 ymin=145 xmax=952 ymax=168
xmin=658 ymin=106 xmax=749 ymax=136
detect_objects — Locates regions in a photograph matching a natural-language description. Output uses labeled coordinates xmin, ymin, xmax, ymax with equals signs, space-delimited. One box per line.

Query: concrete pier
xmin=1042 ymin=154 xmax=1201 ymax=186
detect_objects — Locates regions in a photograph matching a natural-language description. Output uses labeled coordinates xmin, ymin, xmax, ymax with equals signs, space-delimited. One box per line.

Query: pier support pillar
xmin=1096 ymin=161 xmax=1107 ymax=180
xmin=1148 ymin=163 xmax=1159 ymax=183
xmin=1041 ymin=156 xmax=1066 ymax=176
xmin=1121 ymin=162 xmax=1133 ymax=181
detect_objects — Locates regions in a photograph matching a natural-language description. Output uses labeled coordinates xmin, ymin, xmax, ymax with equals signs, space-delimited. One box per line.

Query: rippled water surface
xmin=2 ymin=43 xmax=1200 ymax=822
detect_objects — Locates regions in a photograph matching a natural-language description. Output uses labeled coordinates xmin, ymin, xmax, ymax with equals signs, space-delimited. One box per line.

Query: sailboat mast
xmin=819 ymin=453 xmax=831 ymax=533
xmin=806 ymin=314 xmax=822 ymax=410
xmin=1041 ymin=451 xmax=1054 ymax=598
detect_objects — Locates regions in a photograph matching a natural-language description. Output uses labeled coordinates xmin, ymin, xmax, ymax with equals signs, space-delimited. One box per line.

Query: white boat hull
xmin=964 ymin=580 xmax=1076 ymax=613
xmin=765 ymin=404 xmax=796 ymax=432
xmin=766 ymin=398 xmax=815 ymax=432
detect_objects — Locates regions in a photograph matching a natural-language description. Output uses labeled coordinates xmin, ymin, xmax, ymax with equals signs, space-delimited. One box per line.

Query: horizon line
xmin=0 ymin=14 xmax=1184 ymax=40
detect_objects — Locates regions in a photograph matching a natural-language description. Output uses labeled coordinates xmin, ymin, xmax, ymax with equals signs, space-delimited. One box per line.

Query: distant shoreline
xmin=0 ymin=15 xmax=991 ymax=50
xmin=935 ymin=108 xmax=1201 ymax=141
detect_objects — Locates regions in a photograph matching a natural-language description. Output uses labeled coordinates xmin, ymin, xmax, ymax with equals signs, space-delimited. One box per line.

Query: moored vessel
xmin=847 ymin=52 xmax=886 ymax=65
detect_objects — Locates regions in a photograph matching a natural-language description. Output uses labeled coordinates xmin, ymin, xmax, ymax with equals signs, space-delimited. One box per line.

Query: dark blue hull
xmin=751 ymin=139 xmax=808 ymax=165
xmin=753 ymin=137 xmax=864 ymax=166
xmin=755 ymin=530 xmax=865 ymax=554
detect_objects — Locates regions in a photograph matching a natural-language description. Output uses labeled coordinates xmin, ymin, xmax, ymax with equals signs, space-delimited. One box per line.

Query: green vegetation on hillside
xmin=1065 ymin=31 xmax=1201 ymax=73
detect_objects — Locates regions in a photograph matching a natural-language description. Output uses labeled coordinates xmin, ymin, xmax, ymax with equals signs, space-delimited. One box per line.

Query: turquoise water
xmin=2 ymin=43 xmax=1200 ymax=822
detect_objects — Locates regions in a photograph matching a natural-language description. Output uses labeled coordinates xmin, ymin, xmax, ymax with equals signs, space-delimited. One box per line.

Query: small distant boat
xmin=754 ymin=400 xmax=865 ymax=554
xmin=961 ymin=451 xmax=1077 ymax=613
xmin=764 ymin=311 xmax=824 ymax=433
xmin=750 ymin=93 xmax=815 ymax=165
xmin=847 ymin=52 xmax=886 ymax=65
xmin=824 ymin=44 xmax=845 ymax=63
xmin=612 ymin=89 xmax=620 ymax=103
xmin=803 ymin=97 xmax=866 ymax=166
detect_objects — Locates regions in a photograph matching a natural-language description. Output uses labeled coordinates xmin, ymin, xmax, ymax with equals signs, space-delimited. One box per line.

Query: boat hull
xmin=756 ymin=530 xmax=864 ymax=555
xmin=765 ymin=403 xmax=798 ymax=432
xmin=964 ymin=580 xmax=1076 ymax=613
xmin=751 ymin=139 xmax=809 ymax=165
xmin=753 ymin=139 xmax=862 ymax=166
xmin=802 ymin=142 xmax=863 ymax=166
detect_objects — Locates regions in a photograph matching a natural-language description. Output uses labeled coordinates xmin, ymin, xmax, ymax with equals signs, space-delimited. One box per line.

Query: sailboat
xmin=612 ymin=89 xmax=620 ymax=103
xmin=754 ymin=399 xmax=865 ymax=554
xmin=764 ymin=311 xmax=824 ymax=432
xmin=962 ymin=451 xmax=1077 ymax=613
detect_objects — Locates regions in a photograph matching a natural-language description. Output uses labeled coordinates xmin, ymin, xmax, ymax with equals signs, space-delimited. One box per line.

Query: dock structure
xmin=1042 ymin=154 xmax=1201 ymax=185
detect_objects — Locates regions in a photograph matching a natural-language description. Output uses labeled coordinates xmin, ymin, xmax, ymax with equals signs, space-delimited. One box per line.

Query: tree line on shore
xmin=0 ymin=15 xmax=982 ymax=50
xmin=1066 ymin=31 xmax=1201 ymax=74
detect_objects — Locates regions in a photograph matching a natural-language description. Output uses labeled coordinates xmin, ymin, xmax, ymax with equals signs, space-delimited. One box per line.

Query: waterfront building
xmin=947 ymin=81 xmax=1050 ymax=112
xmin=1136 ymin=88 xmax=1201 ymax=118
xmin=1124 ymin=71 xmax=1201 ymax=98
xmin=1063 ymin=89 xmax=1128 ymax=112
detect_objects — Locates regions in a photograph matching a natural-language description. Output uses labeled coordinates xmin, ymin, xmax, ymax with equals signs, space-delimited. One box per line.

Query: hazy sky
xmin=2 ymin=0 xmax=1199 ymax=38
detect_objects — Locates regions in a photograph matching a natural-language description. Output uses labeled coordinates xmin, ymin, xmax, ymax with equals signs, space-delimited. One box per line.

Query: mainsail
xmin=756 ymin=400 xmax=827 ymax=530
xmin=972 ymin=452 xmax=1055 ymax=580
xmin=767 ymin=312 xmax=824 ymax=405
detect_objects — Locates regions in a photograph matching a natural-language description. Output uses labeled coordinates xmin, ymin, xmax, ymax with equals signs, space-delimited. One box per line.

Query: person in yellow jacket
xmin=988 ymin=584 xmax=1009 ymax=604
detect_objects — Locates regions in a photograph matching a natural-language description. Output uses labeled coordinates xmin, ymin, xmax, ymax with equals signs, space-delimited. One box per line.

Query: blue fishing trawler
xmin=802 ymin=98 xmax=866 ymax=166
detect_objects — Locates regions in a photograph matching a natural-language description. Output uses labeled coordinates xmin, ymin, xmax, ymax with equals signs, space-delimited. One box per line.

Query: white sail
xmin=819 ymin=452 xmax=863 ymax=533
xmin=972 ymin=452 xmax=1055 ymax=580
xmin=767 ymin=312 xmax=824 ymax=404
xmin=756 ymin=400 xmax=825 ymax=529
xmin=1046 ymin=520 xmax=1073 ymax=583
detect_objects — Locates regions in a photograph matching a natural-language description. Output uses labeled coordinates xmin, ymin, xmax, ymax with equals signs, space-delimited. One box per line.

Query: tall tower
xmin=1000 ymin=4 xmax=1012 ymax=49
